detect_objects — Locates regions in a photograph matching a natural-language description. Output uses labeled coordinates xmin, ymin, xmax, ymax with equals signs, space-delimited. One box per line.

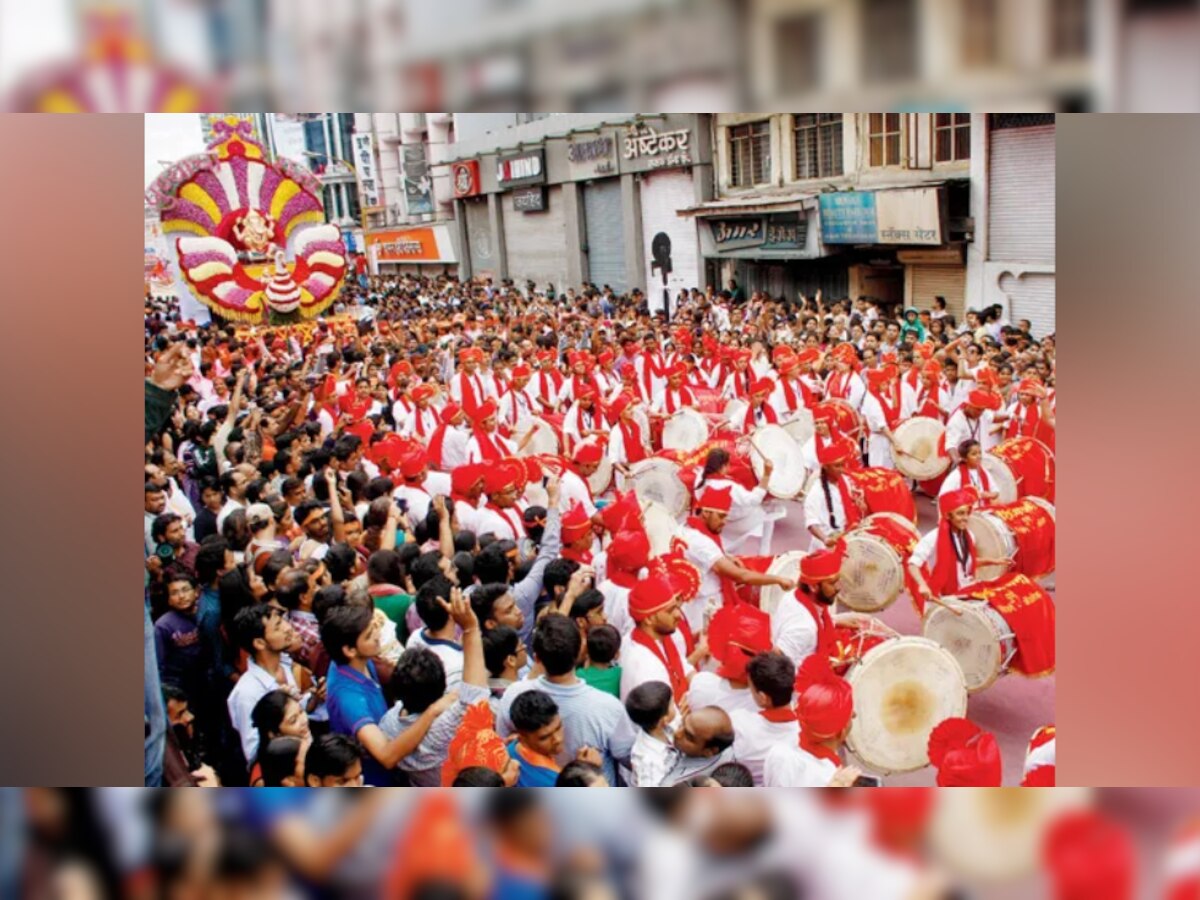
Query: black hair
xmin=625 ymin=681 xmax=673 ymax=731
xmin=304 ymin=734 xmax=362 ymax=782
xmin=151 ymin=512 xmax=182 ymax=543
xmin=319 ymin=604 xmax=374 ymax=666
xmin=391 ymin=647 xmax=447 ymax=714
xmin=251 ymin=690 xmax=295 ymax=751
xmin=543 ymin=558 xmax=580 ymax=596
xmin=312 ymin=584 xmax=346 ymax=623
xmin=452 ymin=530 xmax=477 ymax=554
xmin=699 ymin=447 xmax=730 ymax=488
xmin=409 ymin=551 xmax=446 ymax=591
xmin=161 ymin=683 xmax=188 ymax=706
xmin=280 ymin=476 xmax=305 ymax=498
xmin=569 ymin=588 xmax=604 ymax=621
xmin=367 ymin=548 xmax=405 ymax=587
xmin=145 ymin=481 xmax=165 ymax=495
xmin=472 ymin=544 xmax=512 ymax=585
xmin=470 ymin=583 xmax=510 ymax=626
xmin=324 ymin=542 xmax=358 ymax=583
xmin=365 ymin=476 xmax=395 ymax=502
xmin=451 ymin=550 xmax=475 ymax=586
xmin=556 ymin=760 xmax=605 ymax=787
xmin=274 ymin=568 xmax=310 ymax=612
xmin=482 ymin=625 xmax=520 ymax=677
xmin=452 ymin=767 xmax=506 ymax=787
xmin=531 ymin=613 xmax=582 ymax=676
xmin=259 ymin=735 xmax=302 ymax=786
xmin=294 ymin=499 xmax=325 ymax=531
xmin=709 ymin=762 xmax=755 ymax=787
xmin=510 ymin=689 xmax=559 ymax=734
xmin=522 ymin=506 xmax=547 ymax=544
xmin=746 ymin=651 xmax=796 ymax=708
xmin=586 ymin=624 xmax=620 ymax=665
xmin=231 ymin=604 xmax=279 ymax=654
xmin=259 ymin=549 xmax=294 ymax=589
xmin=414 ymin=574 xmax=454 ymax=631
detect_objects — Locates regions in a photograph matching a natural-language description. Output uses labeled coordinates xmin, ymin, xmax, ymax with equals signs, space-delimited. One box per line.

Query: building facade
xmin=446 ymin=113 xmax=713 ymax=314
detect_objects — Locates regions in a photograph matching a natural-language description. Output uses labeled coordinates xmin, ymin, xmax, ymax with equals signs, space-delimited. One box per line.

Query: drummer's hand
xmin=545 ymin=474 xmax=561 ymax=507
xmin=824 ymin=534 xmax=842 ymax=548
xmin=774 ymin=575 xmax=797 ymax=591
xmin=828 ymin=766 xmax=863 ymax=788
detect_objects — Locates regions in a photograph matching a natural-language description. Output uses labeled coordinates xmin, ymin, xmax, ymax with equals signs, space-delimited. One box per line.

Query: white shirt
xmin=771 ymin=594 xmax=823 ymax=668
xmin=910 ymin=528 xmax=975 ymax=591
xmin=465 ymin=431 xmax=515 ymax=464
xmin=607 ymin=421 xmax=646 ymax=467
xmin=630 ymin=730 xmax=676 ymax=787
xmin=558 ymin=468 xmax=597 ymax=516
xmin=453 ymin=497 xmax=483 ymax=535
xmin=678 ymin=525 xmax=725 ymax=632
xmin=473 ymin=504 xmax=525 ymax=542
xmin=945 ymin=407 xmax=998 ymax=454
xmin=802 ymin=476 xmax=851 ymax=548
xmin=227 ymin=658 xmax=300 ymax=768
xmin=859 ymin=394 xmax=897 ymax=469
xmin=405 ymin=629 xmax=463 ymax=689
xmin=763 ymin=742 xmax=839 ymax=787
xmin=393 ymin=482 xmax=434 ymax=524
xmin=730 ymin=708 xmax=800 ymax=786
xmin=400 ymin=406 xmax=440 ymax=440
xmin=215 ymin=497 xmax=245 ymax=535
xmin=619 ymin=631 xmax=693 ymax=703
xmin=688 ymin=671 xmax=759 ymax=715
xmin=938 ymin=465 xmax=992 ymax=497
xmin=440 ymin=426 xmax=469 ymax=470
xmin=598 ymin=578 xmax=634 ymax=639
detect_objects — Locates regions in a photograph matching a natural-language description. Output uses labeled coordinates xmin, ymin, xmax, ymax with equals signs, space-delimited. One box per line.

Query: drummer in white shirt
xmin=802 ymin=439 xmax=867 ymax=552
xmin=690 ymin=447 xmax=774 ymax=555
xmin=561 ymin=386 xmax=607 ymax=458
xmin=938 ymin=439 xmax=1002 ymax=504
xmin=944 ymin=389 xmax=1006 ymax=457
xmin=606 ymin=393 xmax=649 ymax=474
xmin=498 ymin=363 xmax=539 ymax=432
xmin=650 ymin=363 xmax=696 ymax=417
xmin=399 ymin=383 xmax=440 ymax=441
xmin=860 ymin=366 xmax=904 ymax=469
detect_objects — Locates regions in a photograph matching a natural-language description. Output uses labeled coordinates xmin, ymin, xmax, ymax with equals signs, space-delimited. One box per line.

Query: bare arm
xmin=324 ymin=469 xmax=346 ymax=543
xmin=355 ymin=699 xmax=453 ymax=770
xmin=269 ymin=794 xmax=387 ymax=882
xmin=433 ymin=494 xmax=454 ymax=560
xmin=712 ymin=556 xmax=794 ymax=590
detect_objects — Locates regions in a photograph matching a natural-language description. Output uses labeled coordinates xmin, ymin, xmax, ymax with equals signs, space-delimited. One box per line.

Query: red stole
xmin=471 ymin=427 xmax=505 ymax=462
xmin=538 ymin=369 xmax=562 ymax=405
xmin=664 ymin=387 xmax=695 ymax=414
xmin=779 ymin=377 xmax=801 ymax=414
xmin=958 ymin=463 xmax=991 ymax=496
xmin=916 ymin=384 xmax=943 ymax=421
xmin=794 ymin=589 xmax=837 ymax=662
xmin=484 ymin=504 xmax=524 ymax=540
xmin=799 ymin=733 xmax=842 ymax=766
xmin=925 ymin=523 xmax=975 ymax=607
xmin=428 ymin=422 xmax=454 ymax=467
xmin=1008 ymin=400 xmax=1054 ymax=450
xmin=640 ymin=353 xmax=665 ymax=395
xmin=630 ymin=626 xmax=691 ymax=702
xmin=413 ymin=407 xmax=431 ymax=438
xmin=561 ymin=546 xmax=594 ymax=566
xmin=827 ymin=371 xmax=852 ymax=400
xmin=760 ymin=706 xmax=798 ymax=724
xmin=743 ymin=402 xmax=778 ymax=433
xmin=869 ymin=385 xmax=902 ymax=430
xmin=619 ymin=419 xmax=647 ymax=463
xmin=457 ymin=371 xmax=483 ymax=414
xmin=730 ymin=369 xmax=752 ymax=399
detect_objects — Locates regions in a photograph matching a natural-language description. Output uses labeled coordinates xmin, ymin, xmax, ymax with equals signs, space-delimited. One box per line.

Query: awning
xmin=677 ymin=193 xmax=818 ymax=217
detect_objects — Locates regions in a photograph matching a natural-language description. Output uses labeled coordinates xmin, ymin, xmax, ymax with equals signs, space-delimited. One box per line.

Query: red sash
xmin=561 ymin=546 xmax=594 ymax=566
xmin=471 ymin=426 xmax=506 ymax=463
xmin=794 ymin=589 xmax=837 ymax=662
xmin=760 ymin=706 xmax=798 ymax=724
xmin=827 ymin=371 xmax=851 ymax=400
xmin=607 ymin=568 xmax=639 ymax=590
xmin=457 ymin=371 xmax=483 ymax=415
xmin=685 ymin=516 xmax=740 ymax=610
xmin=743 ymin=402 xmax=778 ymax=433
xmin=869 ymin=386 xmax=902 ymax=430
xmin=957 ymin=463 xmax=991 ymax=496
xmin=816 ymin=474 xmax=865 ymax=532
xmin=924 ymin=523 xmax=975 ymax=609
xmin=779 ymin=377 xmax=800 ymax=414
xmin=630 ymin=627 xmax=690 ymax=701
xmin=664 ymin=387 xmax=695 ymax=415
xmin=799 ymin=733 xmax=843 ymax=766
xmin=484 ymin=504 xmax=524 ymax=540
xmin=619 ymin=419 xmax=647 ymax=463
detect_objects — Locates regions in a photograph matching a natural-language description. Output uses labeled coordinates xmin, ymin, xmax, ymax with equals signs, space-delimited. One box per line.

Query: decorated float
xmin=145 ymin=115 xmax=348 ymax=325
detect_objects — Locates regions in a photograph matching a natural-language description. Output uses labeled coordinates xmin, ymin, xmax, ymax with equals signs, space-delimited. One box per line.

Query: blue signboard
xmin=819 ymin=192 xmax=878 ymax=244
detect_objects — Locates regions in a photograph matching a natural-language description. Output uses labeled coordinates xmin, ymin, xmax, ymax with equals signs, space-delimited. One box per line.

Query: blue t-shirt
xmin=325 ymin=661 xmax=395 ymax=786
xmin=507 ymin=737 xmax=559 ymax=788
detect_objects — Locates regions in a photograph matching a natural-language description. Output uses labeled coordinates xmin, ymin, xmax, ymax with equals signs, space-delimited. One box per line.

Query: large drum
xmin=748 ymin=424 xmax=806 ymax=499
xmin=641 ymin=500 xmax=679 ymax=558
xmin=991 ymin=437 xmax=1055 ymax=502
xmin=839 ymin=513 xmax=922 ymax=613
xmin=781 ymin=408 xmax=815 ymax=447
xmin=922 ymin=598 xmax=1017 ymax=693
xmin=723 ymin=397 xmax=749 ymax=428
xmin=693 ymin=386 xmax=724 ymax=416
xmin=760 ymin=551 xmax=805 ymax=617
xmin=619 ymin=457 xmax=691 ymax=520
xmin=662 ymin=407 xmax=709 ymax=452
xmin=513 ymin=416 xmax=559 ymax=456
xmin=892 ymin=417 xmax=950 ymax=481
xmin=844 ymin=636 xmax=969 ymax=774
xmin=968 ymin=497 xmax=1056 ymax=582
xmin=978 ymin=456 xmax=1020 ymax=505
xmin=823 ymin=398 xmax=862 ymax=441
xmin=849 ymin=467 xmax=918 ymax=523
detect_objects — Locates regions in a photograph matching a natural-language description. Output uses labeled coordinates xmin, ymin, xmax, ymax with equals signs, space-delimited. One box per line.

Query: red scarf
xmin=827 ymin=371 xmax=851 ymax=400
xmin=685 ymin=515 xmax=740 ymax=610
xmin=663 ymin=386 xmax=695 ymax=414
xmin=428 ymin=421 xmax=455 ymax=467
xmin=760 ymin=706 xmax=798 ymax=724
xmin=817 ymin=474 xmax=864 ymax=532
xmin=743 ymin=401 xmax=778 ymax=433
xmin=794 ymin=589 xmax=837 ymax=662
xmin=799 ymin=374 xmax=823 ymax=408
xmin=915 ymin=383 xmax=943 ymax=421
xmin=958 ymin=463 xmax=991 ymax=496
xmin=799 ymin=733 xmax=842 ymax=766
xmin=730 ymin=369 xmax=752 ymax=399
xmin=779 ymin=376 xmax=800 ymax=414
xmin=1008 ymin=399 xmax=1045 ymax=440
xmin=561 ymin=546 xmax=594 ymax=566
xmin=484 ymin=504 xmax=525 ymax=540
xmin=457 ymin=371 xmax=483 ymax=414
xmin=619 ymin=418 xmax=647 ymax=464
xmin=538 ymin=369 xmax=563 ymax=405
xmin=869 ymin=384 xmax=902 ymax=430
xmin=413 ymin=406 xmax=432 ymax=438
xmin=630 ymin=627 xmax=690 ymax=702
xmin=640 ymin=352 xmax=665 ymax=395
xmin=925 ymin=523 xmax=975 ymax=608
xmin=471 ymin=426 xmax=505 ymax=462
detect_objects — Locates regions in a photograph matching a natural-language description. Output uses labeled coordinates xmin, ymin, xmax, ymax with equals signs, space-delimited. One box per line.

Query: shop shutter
xmin=502 ymin=185 xmax=569 ymax=291
xmin=1001 ymin=271 xmax=1056 ymax=339
xmin=582 ymin=179 xmax=626 ymax=293
xmin=988 ymin=125 xmax=1055 ymax=264
xmin=463 ymin=198 xmax=495 ymax=279
xmin=639 ymin=169 xmax=701 ymax=315
xmin=911 ymin=264 xmax=967 ymax=320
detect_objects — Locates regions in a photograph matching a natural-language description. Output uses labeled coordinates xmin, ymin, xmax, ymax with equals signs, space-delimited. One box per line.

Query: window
xmin=867 ymin=113 xmax=902 ymax=167
xmin=961 ymin=0 xmax=999 ymax=67
xmin=793 ymin=114 xmax=843 ymax=179
xmin=729 ymin=120 xmax=771 ymax=187
xmin=775 ymin=14 xmax=820 ymax=93
xmin=861 ymin=0 xmax=918 ymax=83
xmin=1050 ymin=0 xmax=1089 ymax=60
xmin=934 ymin=113 xmax=971 ymax=162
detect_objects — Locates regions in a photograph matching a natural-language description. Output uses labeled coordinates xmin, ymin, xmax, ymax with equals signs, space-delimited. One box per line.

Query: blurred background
xmin=2 ymin=788 xmax=1199 ymax=899
xmin=4 ymin=0 xmax=1200 ymax=112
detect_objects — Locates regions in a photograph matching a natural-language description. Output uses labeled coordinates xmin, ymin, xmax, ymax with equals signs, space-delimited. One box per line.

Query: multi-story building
xmin=444 ymin=113 xmax=714 ymax=313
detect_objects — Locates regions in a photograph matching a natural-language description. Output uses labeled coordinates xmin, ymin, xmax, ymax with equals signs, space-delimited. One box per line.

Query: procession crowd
xmin=143 ymin=274 xmax=1056 ymax=788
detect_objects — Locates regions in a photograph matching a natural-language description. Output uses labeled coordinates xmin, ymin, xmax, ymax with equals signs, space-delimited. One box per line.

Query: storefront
xmin=365 ymin=224 xmax=459 ymax=277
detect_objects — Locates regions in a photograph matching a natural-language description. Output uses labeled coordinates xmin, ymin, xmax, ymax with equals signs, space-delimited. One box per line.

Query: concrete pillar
xmin=620 ymin=173 xmax=644 ymax=293
xmin=487 ymin=192 xmax=508 ymax=281
xmin=453 ymin=199 xmax=471 ymax=280
xmin=965 ymin=113 xmax=989 ymax=314
xmin=562 ymin=182 xmax=587 ymax=287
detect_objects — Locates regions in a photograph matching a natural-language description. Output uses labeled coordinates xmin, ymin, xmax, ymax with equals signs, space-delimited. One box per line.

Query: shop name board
xmin=512 ymin=186 xmax=546 ymax=212
xmin=819 ymin=192 xmax=878 ymax=244
xmin=377 ymin=238 xmax=425 ymax=256
xmin=451 ymin=160 xmax=481 ymax=198
xmin=352 ymin=133 xmax=380 ymax=208
xmin=566 ymin=134 xmax=616 ymax=178
xmin=497 ymin=150 xmax=545 ymax=187
xmin=819 ymin=188 xmax=943 ymax=245
xmin=710 ymin=215 xmax=807 ymax=251
xmin=623 ymin=124 xmax=692 ymax=170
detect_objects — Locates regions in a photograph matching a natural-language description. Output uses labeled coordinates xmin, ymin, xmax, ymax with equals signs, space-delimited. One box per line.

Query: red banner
xmin=968 ymin=573 xmax=1055 ymax=677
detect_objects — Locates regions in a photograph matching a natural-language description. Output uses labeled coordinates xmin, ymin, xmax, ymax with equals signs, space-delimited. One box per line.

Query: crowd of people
xmin=143 ymin=273 xmax=1056 ymax=787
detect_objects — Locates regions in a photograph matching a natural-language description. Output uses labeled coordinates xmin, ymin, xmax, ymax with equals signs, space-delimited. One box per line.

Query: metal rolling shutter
xmin=1001 ymin=271 xmax=1056 ymax=339
xmin=502 ymin=185 xmax=568 ymax=290
xmin=988 ymin=125 xmax=1055 ymax=264
xmin=639 ymin=169 xmax=701 ymax=315
xmin=582 ymin=180 xmax=626 ymax=293
xmin=463 ymin=198 xmax=495 ymax=279
xmin=911 ymin=264 xmax=966 ymax=319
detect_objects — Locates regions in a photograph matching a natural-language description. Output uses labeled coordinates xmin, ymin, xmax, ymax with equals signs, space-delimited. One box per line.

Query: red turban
xmin=666 ymin=362 xmax=688 ymax=378
xmin=799 ymin=544 xmax=844 ymax=585
xmin=628 ymin=573 xmax=679 ymax=623
xmin=922 ymin=359 xmax=942 ymax=377
xmin=400 ymin=450 xmax=428 ymax=479
xmin=451 ymin=464 xmax=485 ymax=494
xmin=812 ymin=403 xmax=838 ymax=426
xmin=966 ymin=389 xmax=1001 ymax=410
xmin=440 ymin=701 xmax=511 ymax=786
xmin=598 ymin=350 xmax=615 ymax=365
xmin=607 ymin=529 xmax=650 ymax=575
xmin=609 ymin=392 xmax=635 ymax=418
xmin=796 ymin=348 xmax=820 ymax=366
xmin=793 ymin=654 xmax=853 ymax=738
xmin=831 ymin=344 xmax=858 ymax=365
xmin=576 ymin=385 xmax=599 ymax=402
xmin=598 ymin=490 xmax=642 ymax=534
xmin=777 ymin=354 xmax=800 ymax=375
xmin=708 ymin=603 xmax=771 ymax=680
xmin=865 ymin=368 xmax=892 ymax=390
xmin=411 ymin=384 xmax=436 ymax=403
xmin=1017 ymin=378 xmax=1046 ymax=397
xmin=536 ymin=350 xmax=556 ymax=364
xmin=483 ymin=461 xmax=523 ymax=496
xmin=927 ymin=718 xmax=1002 ymax=787
xmin=750 ymin=377 xmax=775 ymax=397
xmin=511 ymin=364 xmax=532 ymax=378
xmin=938 ymin=487 xmax=978 ymax=517
xmin=696 ymin=485 xmax=733 ymax=513
xmin=572 ymin=440 xmax=604 ymax=464
xmin=440 ymin=402 xmax=463 ymax=424
xmin=470 ymin=398 xmax=499 ymax=425
xmin=975 ymin=367 xmax=999 ymax=389
xmin=561 ymin=502 xmax=593 ymax=544
xmin=771 ymin=345 xmax=794 ymax=363
xmin=650 ymin=552 xmax=702 ymax=603
xmin=817 ymin=437 xmax=856 ymax=466
xmin=1043 ymin=810 xmax=1136 ymax=900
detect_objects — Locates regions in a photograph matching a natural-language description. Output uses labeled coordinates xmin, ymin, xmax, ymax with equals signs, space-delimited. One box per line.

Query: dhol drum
xmin=781 ymin=408 xmax=815 ymax=447
xmin=641 ymin=500 xmax=679 ymax=558
xmin=844 ymin=636 xmax=968 ymax=774
xmin=892 ymin=417 xmax=950 ymax=481
xmin=824 ymin=398 xmax=862 ymax=441
xmin=759 ymin=551 xmax=805 ymax=617
xmin=922 ymin=598 xmax=1017 ymax=693
xmin=930 ymin=789 xmax=1094 ymax=882
xmin=513 ymin=416 xmax=559 ymax=456
xmin=619 ymin=457 xmax=691 ymax=520
xmin=662 ymin=407 xmax=710 ymax=453
xmin=693 ymin=386 xmax=724 ymax=416
xmin=839 ymin=513 xmax=922 ymax=613
xmin=991 ymin=437 xmax=1056 ymax=502
xmin=748 ymin=424 xmax=807 ymax=499
xmin=968 ymin=497 xmax=1056 ymax=582
xmin=849 ymin=467 xmax=918 ymax=522
xmin=523 ymin=482 xmax=550 ymax=510
xmin=978 ymin=456 xmax=1020 ymax=505
xmin=723 ymin=397 xmax=749 ymax=429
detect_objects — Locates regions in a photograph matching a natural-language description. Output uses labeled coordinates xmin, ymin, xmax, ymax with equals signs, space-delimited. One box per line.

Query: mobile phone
xmin=395 ymin=498 xmax=408 ymax=514
xmin=852 ymin=774 xmax=882 ymax=787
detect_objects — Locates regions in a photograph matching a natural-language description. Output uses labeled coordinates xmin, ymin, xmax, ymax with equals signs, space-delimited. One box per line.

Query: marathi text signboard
xmin=819 ymin=192 xmax=878 ymax=244
xmin=620 ymin=122 xmax=693 ymax=173
xmin=709 ymin=214 xmax=807 ymax=253
xmin=352 ymin=132 xmax=380 ymax=208
xmin=820 ymin=188 xmax=943 ymax=245
xmin=512 ymin=186 xmax=547 ymax=212
xmin=566 ymin=132 xmax=618 ymax=180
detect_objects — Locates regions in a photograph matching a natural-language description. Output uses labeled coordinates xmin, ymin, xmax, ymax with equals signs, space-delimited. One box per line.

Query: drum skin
xmin=923 ymin=599 xmax=1016 ymax=693
xmin=621 ymin=458 xmax=690 ymax=520
xmin=514 ymin=417 xmax=559 ymax=456
xmin=844 ymin=636 xmax=968 ymax=774
xmin=893 ymin=417 xmax=951 ymax=481
xmin=662 ymin=408 xmax=709 ymax=452
xmin=748 ymin=424 xmax=806 ymax=499
xmin=760 ymin=551 xmax=805 ymax=617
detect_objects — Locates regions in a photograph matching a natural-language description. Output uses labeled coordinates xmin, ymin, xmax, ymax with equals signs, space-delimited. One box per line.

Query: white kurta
xmin=558 ymin=469 xmax=596 ymax=516
xmin=465 ymin=431 xmax=516 ymax=464
xmin=607 ymin=422 xmax=647 ymax=467
xmin=562 ymin=402 xmax=602 ymax=455
xmin=440 ymin=427 xmax=469 ymax=470
xmin=400 ymin=407 xmax=440 ymax=440
xmin=472 ymin=505 xmax=525 ymax=542
xmin=393 ymin=483 xmax=434 ymax=523
xmin=618 ymin=631 xmax=693 ymax=703
xmin=453 ymin=497 xmax=483 ymax=535
xmin=771 ymin=595 xmax=822 ymax=668
xmin=763 ymin=743 xmax=839 ymax=787
xmin=909 ymin=529 xmax=976 ymax=591
xmin=802 ymin=476 xmax=853 ymax=550
xmin=825 ymin=372 xmax=865 ymax=410
xmin=730 ymin=709 xmax=800 ymax=786
xmin=696 ymin=476 xmax=768 ymax=555
xmin=859 ymin=394 xmax=898 ymax=469
xmin=598 ymin=579 xmax=634 ymax=639
xmin=678 ymin=525 xmax=726 ymax=632
xmin=688 ymin=671 xmax=759 ymax=715
xmin=938 ymin=465 xmax=993 ymax=498
xmin=944 ymin=408 xmax=998 ymax=455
